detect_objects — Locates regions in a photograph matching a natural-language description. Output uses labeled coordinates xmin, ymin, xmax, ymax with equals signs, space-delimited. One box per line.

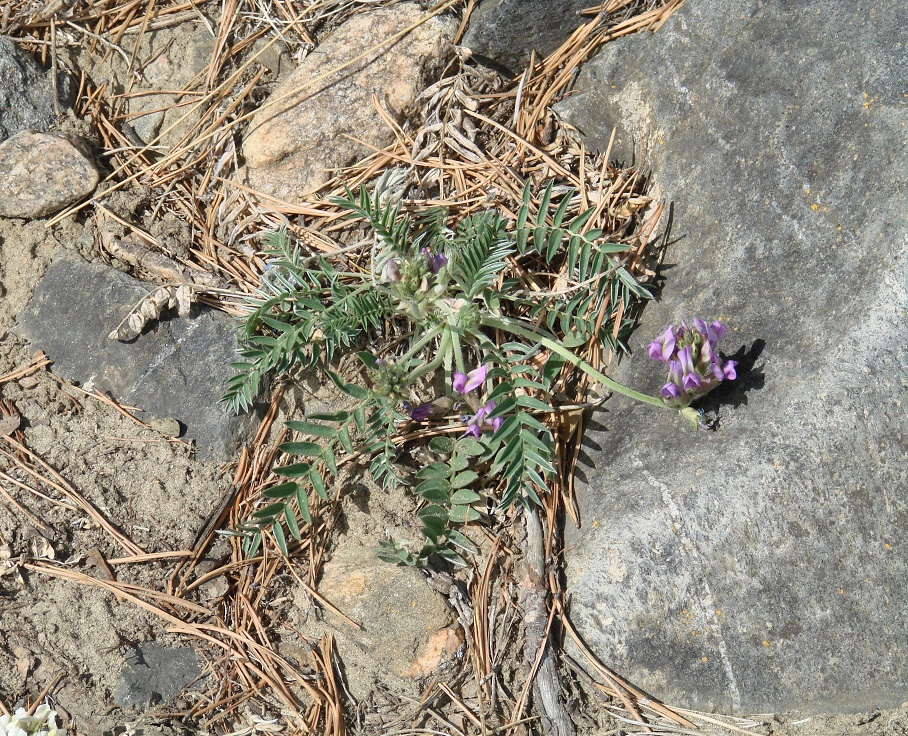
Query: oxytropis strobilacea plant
xmin=223 ymin=174 xmax=735 ymax=563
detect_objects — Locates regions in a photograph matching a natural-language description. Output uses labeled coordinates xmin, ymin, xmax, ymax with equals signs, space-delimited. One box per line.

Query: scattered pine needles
xmin=0 ymin=1 xmax=761 ymax=734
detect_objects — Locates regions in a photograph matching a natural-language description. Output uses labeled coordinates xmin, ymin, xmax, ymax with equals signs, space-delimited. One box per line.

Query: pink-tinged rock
xmin=0 ymin=131 xmax=99 ymax=219
xmin=242 ymin=3 xmax=456 ymax=203
xmin=315 ymin=543 xmax=461 ymax=697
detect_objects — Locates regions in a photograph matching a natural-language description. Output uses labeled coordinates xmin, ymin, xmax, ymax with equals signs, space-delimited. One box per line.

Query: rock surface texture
xmin=114 ymin=642 xmax=200 ymax=709
xmin=242 ymin=3 xmax=456 ymax=203
xmin=17 ymin=252 xmax=260 ymax=460
xmin=0 ymin=131 xmax=99 ymax=218
xmin=559 ymin=0 xmax=908 ymax=715
xmin=313 ymin=544 xmax=461 ymax=700
xmin=461 ymin=0 xmax=591 ymax=74
xmin=0 ymin=38 xmax=64 ymax=143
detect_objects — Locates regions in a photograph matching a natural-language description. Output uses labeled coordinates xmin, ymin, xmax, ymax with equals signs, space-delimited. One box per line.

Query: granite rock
xmin=124 ymin=23 xmax=216 ymax=146
xmin=314 ymin=543 xmax=461 ymax=700
xmin=242 ymin=3 xmax=456 ymax=203
xmin=16 ymin=252 xmax=261 ymax=461
xmin=461 ymin=0 xmax=591 ymax=74
xmin=559 ymin=0 xmax=908 ymax=715
xmin=0 ymin=131 xmax=99 ymax=219
xmin=0 ymin=38 xmax=67 ymax=143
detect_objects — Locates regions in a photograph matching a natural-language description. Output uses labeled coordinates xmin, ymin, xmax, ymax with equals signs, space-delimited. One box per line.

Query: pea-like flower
xmin=461 ymin=400 xmax=503 ymax=438
xmin=452 ymin=363 xmax=504 ymax=436
xmin=649 ymin=319 xmax=737 ymax=409
xmin=383 ymin=259 xmax=401 ymax=283
xmin=452 ymin=364 xmax=487 ymax=394
xmin=421 ymin=247 xmax=448 ymax=274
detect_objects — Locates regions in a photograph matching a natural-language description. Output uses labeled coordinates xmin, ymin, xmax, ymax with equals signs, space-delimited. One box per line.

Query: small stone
xmin=148 ymin=417 xmax=182 ymax=438
xmin=0 ymin=131 xmax=99 ymax=219
xmin=125 ymin=24 xmax=216 ymax=146
xmin=404 ymin=626 xmax=464 ymax=678
xmin=241 ymin=3 xmax=456 ymax=203
xmin=461 ymin=0 xmax=591 ymax=74
xmin=114 ymin=642 xmax=201 ymax=709
xmin=17 ymin=375 xmax=39 ymax=389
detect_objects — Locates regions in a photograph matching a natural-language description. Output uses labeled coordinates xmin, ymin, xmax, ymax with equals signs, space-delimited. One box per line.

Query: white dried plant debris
xmin=108 ymin=283 xmax=195 ymax=341
xmin=0 ymin=704 xmax=67 ymax=735
xmin=28 ymin=536 xmax=55 ymax=560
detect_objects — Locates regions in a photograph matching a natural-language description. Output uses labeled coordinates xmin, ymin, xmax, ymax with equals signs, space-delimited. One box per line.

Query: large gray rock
xmin=0 ymin=38 xmax=66 ymax=143
xmin=560 ymin=0 xmax=908 ymax=715
xmin=461 ymin=0 xmax=591 ymax=74
xmin=17 ymin=252 xmax=261 ymax=460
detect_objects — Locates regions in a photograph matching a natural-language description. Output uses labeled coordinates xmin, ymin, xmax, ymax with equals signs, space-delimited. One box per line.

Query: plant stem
xmin=480 ymin=316 xmax=669 ymax=409
xmin=409 ymin=329 xmax=451 ymax=383
xmin=401 ymin=324 xmax=443 ymax=363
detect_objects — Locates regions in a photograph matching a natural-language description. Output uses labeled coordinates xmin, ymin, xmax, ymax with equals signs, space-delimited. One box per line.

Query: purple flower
xmin=649 ymin=318 xmax=737 ymax=408
xmin=406 ymin=403 xmax=432 ymax=422
xmin=383 ymin=259 xmax=401 ymax=283
xmin=462 ymin=400 xmax=501 ymax=437
xmin=421 ymin=247 xmax=448 ymax=274
xmin=648 ymin=326 xmax=677 ymax=363
xmin=660 ymin=381 xmax=682 ymax=402
xmin=693 ymin=318 xmax=727 ymax=348
xmin=453 ymin=364 xmax=487 ymax=395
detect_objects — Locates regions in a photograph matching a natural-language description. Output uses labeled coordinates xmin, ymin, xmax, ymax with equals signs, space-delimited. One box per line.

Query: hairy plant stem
xmin=407 ymin=328 xmax=451 ymax=383
xmin=480 ymin=315 xmax=669 ymax=409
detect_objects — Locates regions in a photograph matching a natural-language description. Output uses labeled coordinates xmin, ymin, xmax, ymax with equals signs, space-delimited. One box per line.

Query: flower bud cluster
xmin=648 ymin=319 xmax=737 ymax=408
xmin=371 ymin=358 xmax=410 ymax=400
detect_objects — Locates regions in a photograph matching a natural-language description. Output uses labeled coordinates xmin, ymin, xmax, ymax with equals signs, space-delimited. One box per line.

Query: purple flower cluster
xmin=648 ymin=319 xmax=737 ymax=408
xmin=382 ymin=248 xmax=447 ymax=286
xmin=453 ymin=364 xmax=503 ymax=438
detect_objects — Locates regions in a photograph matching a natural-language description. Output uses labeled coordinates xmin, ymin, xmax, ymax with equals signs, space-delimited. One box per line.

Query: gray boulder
xmin=559 ymin=0 xmax=908 ymax=715
xmin=461 ymin=0 xmax=591 ymax=74
xmin=0 ymin=38 xmax=67 ymax=143
xmin=17 ymin=252 xmax=262 ymax=461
